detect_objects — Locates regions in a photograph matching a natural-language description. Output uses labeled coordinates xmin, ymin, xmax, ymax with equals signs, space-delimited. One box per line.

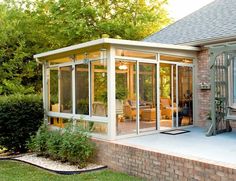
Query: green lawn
xmin=0 ymin=160 xmax=143 ymax=181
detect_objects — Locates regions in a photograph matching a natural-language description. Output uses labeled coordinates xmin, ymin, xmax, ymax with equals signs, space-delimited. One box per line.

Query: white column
xmin=72 ymin=61 xmax=76 ymax=125
xmin=156 ymin=53 xmax=160 ymax=130
xmin=42 ymin=61 xmax=49 ymax=124
xmin=107 ymin=46 xmax=116 ymax=140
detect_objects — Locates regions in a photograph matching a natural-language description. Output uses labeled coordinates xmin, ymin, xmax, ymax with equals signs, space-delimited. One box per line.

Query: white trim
xmin=72 ymin=63 xmax=76 ymax=117
xmin=157 ymin=54 xmax=160 ymax=130
xmin=88 ymin=62 xmax=92 ymax=116
xmin=107 ymin=46 xmax=116 ymax=140
xmin=47 ymin=112 xmax=109 ymax=123
xmin=171 ymin=65 xmax=174 ymax=128
xmin=34 ymin=38 xmax=199 ymax=59
xmin=136 ymin=61 xmax=140 ymax=134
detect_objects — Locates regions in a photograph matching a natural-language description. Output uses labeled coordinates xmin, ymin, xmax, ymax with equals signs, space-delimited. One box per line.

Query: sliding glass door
xmin=178 ymin=66 xmax=193 ymax=126
xmin=159 ymin=63 xmax=177 ymax=130
xmin=139 ymin=63 xmax=157 ymax=132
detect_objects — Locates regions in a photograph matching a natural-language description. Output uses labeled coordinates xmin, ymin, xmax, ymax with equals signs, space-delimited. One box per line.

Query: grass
xmin=0 ymin=160 xmax=143 ymax=181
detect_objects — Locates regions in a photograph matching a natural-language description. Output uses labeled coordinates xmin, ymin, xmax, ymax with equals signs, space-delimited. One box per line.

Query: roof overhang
xmin=180 ymin=35 xmax=236 ymax=47
xmin=34 ymin=38 xmax=200 ymax=60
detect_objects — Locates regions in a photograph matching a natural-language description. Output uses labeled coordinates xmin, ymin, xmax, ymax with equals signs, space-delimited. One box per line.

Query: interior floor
xmin=117 ymin=117 xmax=192 ymax=135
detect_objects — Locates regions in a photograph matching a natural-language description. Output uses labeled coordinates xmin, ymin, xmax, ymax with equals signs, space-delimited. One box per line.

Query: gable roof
xmin=143 ymin=0 xmax=236 ymax=46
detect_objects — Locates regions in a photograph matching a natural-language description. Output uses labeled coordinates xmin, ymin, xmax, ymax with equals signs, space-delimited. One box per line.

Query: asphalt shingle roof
xmin=143 ymin=0 xmax=236 ymax=45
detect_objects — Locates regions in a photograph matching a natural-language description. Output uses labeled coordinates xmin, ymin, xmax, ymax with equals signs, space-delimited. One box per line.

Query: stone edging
xmin=0 ymin=157 xmax=107 ymax=175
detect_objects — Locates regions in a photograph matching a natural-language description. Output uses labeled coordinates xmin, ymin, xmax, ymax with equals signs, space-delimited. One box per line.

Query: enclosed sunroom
xmin=34 ymin=38 xmax=199 ymax=140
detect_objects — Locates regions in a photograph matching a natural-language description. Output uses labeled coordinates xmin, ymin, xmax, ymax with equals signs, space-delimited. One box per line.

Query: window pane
xmin=116 ymin=61 xmax=137 ymax=135
xmin=160 ymin=55 xmax=193 ymax=64
xmin=76 ymin=64 xmax=89 ymax=115
xmin=60 ymin=66 xmax=72 ymax=113
xmin=139 ymin=63 xmax=157 ymax=132
xmin=49 ymin=117 xmax=71 ymax=128
xmin=234 ymin=60 xmax=236 ymax=103
xmin=116 ymin=49 xmax=156 ymax=59
xmin=77 ymin=120 xmax=107 ymax=135
xmin=49 ymin=68 xmax=59 ymax=112
xmin=48 ymin=57 xmax=71 ymax=65
xmin=91 ymin=60 xmax=107 ymax=117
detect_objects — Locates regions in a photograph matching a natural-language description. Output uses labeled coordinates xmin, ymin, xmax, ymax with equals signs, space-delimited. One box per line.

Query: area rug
xmin=160 ymin=129 xmax=190 ymax=135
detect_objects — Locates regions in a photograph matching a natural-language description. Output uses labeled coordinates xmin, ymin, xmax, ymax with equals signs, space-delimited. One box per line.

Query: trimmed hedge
xmin=0 ymin=94 xmax=44 ymax=152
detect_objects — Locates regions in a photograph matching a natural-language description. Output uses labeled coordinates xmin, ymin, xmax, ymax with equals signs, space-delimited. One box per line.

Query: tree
xmin=0 ymin=0 xmax=171 ymax=95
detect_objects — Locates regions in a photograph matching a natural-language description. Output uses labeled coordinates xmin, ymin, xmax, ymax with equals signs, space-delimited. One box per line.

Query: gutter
xmin=35 ymin=58 xmax=42 ymax=64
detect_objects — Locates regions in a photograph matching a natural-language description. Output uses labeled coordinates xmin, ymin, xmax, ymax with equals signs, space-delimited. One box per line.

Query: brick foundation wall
xmin=94 ymin=139 xmax=236 ymax=181
xmin=195 ymin=49 xmax=211 ymax=127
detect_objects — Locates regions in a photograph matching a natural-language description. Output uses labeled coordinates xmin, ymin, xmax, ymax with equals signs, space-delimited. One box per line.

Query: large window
xmin=91 ymin=60 xmax=107 ymax=117
xmin=49 ymin=68 xmax=59 ymax=112
xmin=76 ymin=64 xmax=89 ymax=115
xmin=60 ymin=66 xmax=72 ymax=113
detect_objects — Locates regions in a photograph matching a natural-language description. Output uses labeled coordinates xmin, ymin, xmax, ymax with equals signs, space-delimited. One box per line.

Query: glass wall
xmin=77 ymin=120 xmax=107 ymax=135
xmin=76 ymin=64 xmax=89 ymax=115
xmin=49 ymin=117 xmax=71 ymax=128
xmin=91 ymin=60 xmax=107 ymax=117
xmin=60 ymin=66 xmax=72 ymax=113
xmin=159 ymin=63 xmax=176 ymax=130
xmin=139 ymin=63 xmax=157 ymax=132
xmin=116 ymin=61 xmax=137 ymax=135
xmin=49 ymin=68 xmax=59 ymax=112
xmin=178 ymin=66 xmax=193 ymax=126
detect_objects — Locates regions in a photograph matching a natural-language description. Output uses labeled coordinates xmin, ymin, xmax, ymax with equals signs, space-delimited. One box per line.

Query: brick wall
xmin=195 ymin=49 xmax=211 ymax=127
xmin=196 ymin=49 xmax=236 ymax=128
xmin=94 ymin=139 xmax=236 ymax=181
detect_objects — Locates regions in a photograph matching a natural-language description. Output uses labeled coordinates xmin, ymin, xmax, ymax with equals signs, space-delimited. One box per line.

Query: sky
xmin=167 ymin=0 xmax=215 ymax=20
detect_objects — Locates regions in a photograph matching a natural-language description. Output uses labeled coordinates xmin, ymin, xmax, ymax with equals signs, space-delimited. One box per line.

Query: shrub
xmin=27 ymin=125 xmax=50 ymax=156
xmin=0 ymin=94 xmax=43 ymax=152
xmin=28 ymin=124 xmax=95 ymax=167
xmin=46 ymin=130 xmax=62 ymax=160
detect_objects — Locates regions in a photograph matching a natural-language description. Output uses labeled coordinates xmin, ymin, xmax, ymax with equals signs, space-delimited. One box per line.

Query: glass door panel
xmin=178 ymin=66 xmax=193 ymax=126
xmin=159 ymin=63 xmax=177 ymax=130
xmin=139 ymin=63 xmax=157 ymax=132
xmin=116 ymin=61 xmax=137 ymax=135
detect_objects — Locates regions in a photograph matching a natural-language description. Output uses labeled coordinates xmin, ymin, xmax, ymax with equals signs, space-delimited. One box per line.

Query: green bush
xmin=27 ymin=125 xmax=50 ymax=156
xmin=0 ymin=94 xmax=44 ymax=152
xmin=46 ymin=130 xmax=62 ymax=160
xmin=28 ymin=124 xmax=95 ymax=167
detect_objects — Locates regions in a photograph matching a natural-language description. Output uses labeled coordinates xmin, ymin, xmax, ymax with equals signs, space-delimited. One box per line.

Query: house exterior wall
xmin=195 ymin=49 xmax=211 ymax=127
xmin=93 ymin=139 xmax=236 ymax=181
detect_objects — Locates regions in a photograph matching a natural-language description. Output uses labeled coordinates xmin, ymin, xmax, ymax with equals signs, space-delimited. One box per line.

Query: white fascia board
xmin=104 ymin=38 xmax=200 ymax=51
xmin=33 ymin=39 xmax=105 ymax=59
xmin=34 ymin=38 xmax=200 ymax=59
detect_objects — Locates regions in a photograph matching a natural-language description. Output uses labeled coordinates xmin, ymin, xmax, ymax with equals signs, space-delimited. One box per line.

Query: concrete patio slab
xmin=115 ymin=127 xmax=236 ymax=167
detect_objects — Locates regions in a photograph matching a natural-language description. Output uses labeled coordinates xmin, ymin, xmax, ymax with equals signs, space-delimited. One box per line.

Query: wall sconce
xmin=118 ymin=61 xmax=128 ymax=70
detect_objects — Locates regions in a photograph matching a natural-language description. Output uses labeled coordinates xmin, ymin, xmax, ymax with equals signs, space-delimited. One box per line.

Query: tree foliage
xmin=0 ymin=0 xmax=171 ymax=95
